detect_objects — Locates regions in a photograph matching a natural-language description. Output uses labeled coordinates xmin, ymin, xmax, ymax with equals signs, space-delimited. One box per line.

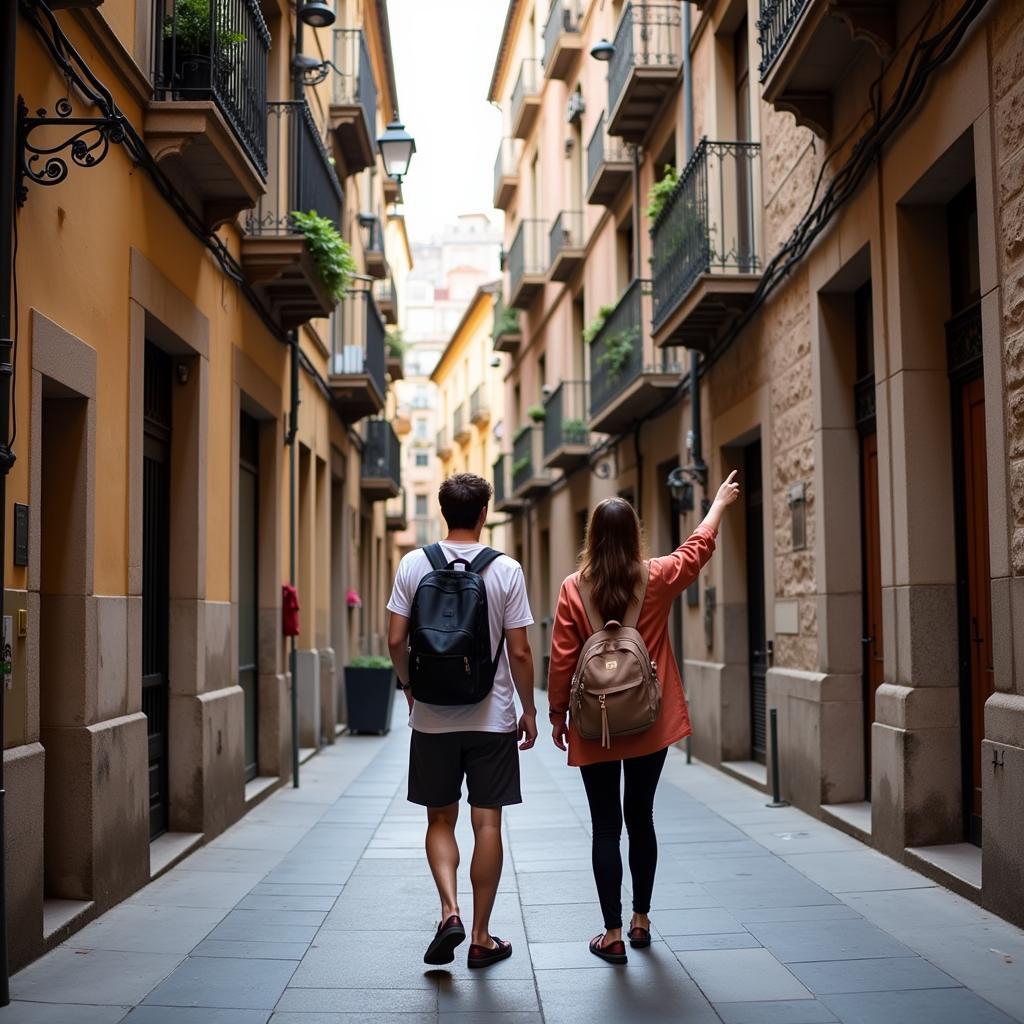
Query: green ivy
xmin=595 ymin=326 xmax=639 ymax=381
xmin=646 ymin=164 xmax=679 ymax=223
xmin=163 ymin=0 xmax=245 ymax=52
xmin=526 ymin=403 xmax=546 ymax=422
xmin=386 ymin=328 xmax=407 ymax=359
xmin=562 ymin=418 xmax=588 ymax=444
xmin=583 ymin=304 xmax=615 ymax=345
xmin=290 ymin=210 xmax=356 ymax=300
xmin=349 ymin=655 xmax=392 ymax=669
xmin=494 ymin=305 xmax=520 ymax=338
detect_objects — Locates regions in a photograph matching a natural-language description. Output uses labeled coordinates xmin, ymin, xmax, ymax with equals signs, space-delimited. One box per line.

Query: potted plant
xmin=562 ymin=417 xmax=588 ymax=445
xmin=583 ymin=304 xmax=615 ymax=344
xmin=290 ymin=210 xmax=357 ymax=300
xmin=595 ymin=326 xmax=639 ymax=381
xmin=163 ymin=0 xmax=246 ymax=95
xmin=344 ymin=655 xmax=395 ymax=734
xmin=526 ymin=403 xmax=546 ymax=423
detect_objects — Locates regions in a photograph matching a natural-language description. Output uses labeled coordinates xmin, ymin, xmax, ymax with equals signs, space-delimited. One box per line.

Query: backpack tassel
xmin=601 ymin=704 xmax=610 ymax=749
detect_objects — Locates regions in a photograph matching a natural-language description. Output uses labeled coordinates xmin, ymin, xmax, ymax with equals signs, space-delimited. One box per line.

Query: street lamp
xmin=297 ymin=1 xmax=336 ymax=28
xmin=377 ymin=116 xmax=416 ymax=184
xmin=590 ymin=38 xmax=615 ymax=61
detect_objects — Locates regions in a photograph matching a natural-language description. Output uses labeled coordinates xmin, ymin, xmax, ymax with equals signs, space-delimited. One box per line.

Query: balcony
xmin=436 ymin=427 xmax=453 ymax=460
xmin=507 ymin=220 xmax=546 ymax=309
xmin=543 ymin=380 xmax=591 ymax=471
xmin=146 ymin=0 xmax=270 ymax=229
xmin=492 ymin=454 xmax=522 ymax=513
xmin=511 ymin=59 xmax=543 ymax=140
xmin=588 ymin=279 xmax=681 ymax=434
xmin=386 ymin=341 xmax=404 ymax=381
xmin=241 ymin=101 xmax=343 ymax=329
xmin=586 ymin=113 xmax=631 ymax=206
xmin=757 ymin=0 xmax=893 ymax=138
xmin=470 ymin=384 xmax=490 ymax=425
xmin=361 ymin=419 xmax=401 ymax=501
xmin=328 ymin=291 xmax=387 ymax=423
xmin=493 ymin=297 xmax=522 ymax=354
xmin=542 ymin=0 xmax=584 ymax=81
xmin=606 ymin=3 xmax=682 ymax=143
xmin=385 ymin=489 xmax=408 ymax=531
xmin=493 ymin=138 xmax=519 ymax=211
xmin=512 ymin=427 xmax=551 ymax=498
xmin=374 ymin=276 xmax=398 ymax=325
xmin=330 ymin=29 xmax=378 ymax=175
xmin=548 ymin=211 xmax=586 ymax=283
xmin=651 ymin=140 xmax=762 ymax=350
xmin=393 ymin=405 xmax=412 ymax=435
xmin=453 ymin=402 xmax=471 ymax=445
xmin=361 ymin=214 xmax=387 ymax=279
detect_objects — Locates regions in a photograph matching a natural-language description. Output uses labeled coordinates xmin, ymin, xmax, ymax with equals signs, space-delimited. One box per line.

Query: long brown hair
xmin=579 ymin=497 xmax=643 ymax=623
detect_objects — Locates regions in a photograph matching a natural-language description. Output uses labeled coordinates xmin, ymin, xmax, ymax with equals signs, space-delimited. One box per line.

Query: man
xmin=387 ymin=473 xmax=537 ymax=969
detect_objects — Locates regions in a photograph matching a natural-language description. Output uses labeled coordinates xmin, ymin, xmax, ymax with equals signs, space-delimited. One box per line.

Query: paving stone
xmin=236 ymin=894 xmax=338 ymax=913
xmin=653 ymin=907 xmax=744 ymax=936
xmin=674 ymin=948 xmax=812 ymax=1002
xmin=217 ymin=908 xmax=327 ymax=928
xmin=70 ymin=904 xmax=226 ymax=955
xmin=437 ymin=979 xmax=540 ymax=1013
xmin=529 ymin=940 xmax=626 ymax=970
xmin=206 ymin=824 xmax=308 ymax=853
xmin=143 ymin=956 xmax=296 ymax=1009
xmin=702 ymin=878 xmax=841 ymax=910
xmin=715 ymin=999 xmax=839 ymax=1023
xmin=270 ymin=1014 xmax=436 ymax=1023
xmin=191 ymin=939 xmax=310 ymax=960
xmin=128 ymin=871 xmax=266 ymax=910
xmin=12 ymin=948 xmax=183 ymax=1006
xmin=0 ymin=1004 xmax=130 ymax=1024
xmin=177 ymin=848 xmax=286 ymax=874
xmin=516 ymin=870 xmax=607 ymax=906
xmin=124 ymin=1010 xmax=271 ymax=1023
xmin=250 ymin=883 xmax=344 ymax=897
xmin=782 ymin=850 xmax=939 ymax=893
xmin=522 ymin=903 xmax=607 ymax=942
xmin=790 ymin=956 xmax=962 ymax=993
xmin=819 ymin=987 xmax=1019 ymax=1023
xmin=437 ymin=1014 xmax=544 ymax=1024
xmin=747 ymin=918 xmax=918 ymax=963
xmin=733 ymin=905 xmax=864 ymax=924
xmin=288 ymin=932 xmax=437 ymax=989
xmin=273 ymin=987 xmax=437 ymax=1014
xmin=665 ymin=933 xmax=762 ymax=951
xmin=205 ymin=919 xmax=319 ymax=944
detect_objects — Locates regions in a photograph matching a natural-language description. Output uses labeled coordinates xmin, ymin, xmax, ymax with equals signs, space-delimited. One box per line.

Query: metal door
xmin=143 ymin=342 xmax=171 ymax=839
xmin=745 ymin=440 xmax=767 ymax=763
xmin=239 ymin=411 xmax=260 ymax=782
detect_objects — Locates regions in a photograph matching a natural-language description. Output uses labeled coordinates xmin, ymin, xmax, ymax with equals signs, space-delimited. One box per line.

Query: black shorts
xmin=408 ymin=729 xmax=522 ymax=809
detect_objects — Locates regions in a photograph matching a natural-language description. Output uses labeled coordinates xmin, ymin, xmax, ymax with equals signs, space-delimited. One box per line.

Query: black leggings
xmin=579 ymin=746 xmax=668 ymax=930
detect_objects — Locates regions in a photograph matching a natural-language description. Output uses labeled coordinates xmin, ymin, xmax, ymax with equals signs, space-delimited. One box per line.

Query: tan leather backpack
xmin=570 ymin=563 xmax=662 ymax=748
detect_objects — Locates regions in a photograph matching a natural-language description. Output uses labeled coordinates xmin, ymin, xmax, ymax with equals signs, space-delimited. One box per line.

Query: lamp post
xmin=297 ymin=1 xmax=336 ymax=28
xmin=376 ymin=116 xmax=416 ymax=185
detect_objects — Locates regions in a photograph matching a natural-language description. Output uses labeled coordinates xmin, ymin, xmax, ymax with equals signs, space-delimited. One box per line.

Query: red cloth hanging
xmin=282 ymin=583 xmax=301 ymax=637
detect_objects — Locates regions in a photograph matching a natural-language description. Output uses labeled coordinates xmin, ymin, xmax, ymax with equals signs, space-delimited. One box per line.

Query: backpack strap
xmin=467 ymin=547 xmax=502 ymax=574
xmin=423 ymin=543 xmax=448 ymax=571
xmin=623 ymin=561 xmax=650 ymax=629
xmin=574 ymin=572 xmax=603 ymax=635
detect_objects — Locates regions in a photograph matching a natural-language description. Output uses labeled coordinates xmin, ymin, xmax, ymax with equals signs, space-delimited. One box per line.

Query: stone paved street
xmin=5 ymin=693 xmax=1024 ymax=1024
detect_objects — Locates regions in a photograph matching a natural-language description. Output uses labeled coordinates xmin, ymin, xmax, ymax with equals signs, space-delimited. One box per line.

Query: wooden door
xmin=860 ymin=428 xmax=884 ymax=792
xmin=956 ymin=373 xmax=994 ymax=841
xmin=142 ymin=342 xmax=171 ymax=839
xmin=745 ymin=441 xmax=767 ymax=764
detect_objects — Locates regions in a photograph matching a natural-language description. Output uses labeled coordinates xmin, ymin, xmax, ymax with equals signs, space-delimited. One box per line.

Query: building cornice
xmin=487 ymin=0 xmax=522 ymax=103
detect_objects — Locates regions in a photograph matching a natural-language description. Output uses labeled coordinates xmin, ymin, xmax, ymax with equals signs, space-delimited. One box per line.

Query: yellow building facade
xmin=3 ymin=0 xmax=409 ymax=969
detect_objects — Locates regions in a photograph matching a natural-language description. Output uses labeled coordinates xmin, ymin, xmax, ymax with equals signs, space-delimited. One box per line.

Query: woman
xmin=547 ymin=472 xmax=740 ymax=963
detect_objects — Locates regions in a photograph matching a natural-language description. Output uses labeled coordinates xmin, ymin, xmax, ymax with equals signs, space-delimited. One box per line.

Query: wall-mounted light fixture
xmin=590 ymin=38 xmax=615 ymax=61
xmin=297 ymin=1 xmax=336 ymax=28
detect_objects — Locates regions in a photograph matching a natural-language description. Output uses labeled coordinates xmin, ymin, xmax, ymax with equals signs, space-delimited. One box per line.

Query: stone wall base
xmin=3 ymin=743 xmax=44 ymax=972
xmin=683 ymin=659 xmax=751 ymax=765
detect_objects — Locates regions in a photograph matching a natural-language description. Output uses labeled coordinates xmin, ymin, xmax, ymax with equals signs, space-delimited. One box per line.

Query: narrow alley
xmin=5 ymin=694 xmax=1023 ymax=1024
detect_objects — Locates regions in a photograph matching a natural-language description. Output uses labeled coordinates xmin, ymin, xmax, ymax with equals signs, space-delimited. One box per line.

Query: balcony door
xmin=734 ymin=17 xmax=754 ymax=272
xmin=745 ymin=439 xmax=768 ymax=764
xmin=143 ymin=342 xmax=172 ymax=839
xmin=238 ymin=411 xmax=260 ymax=783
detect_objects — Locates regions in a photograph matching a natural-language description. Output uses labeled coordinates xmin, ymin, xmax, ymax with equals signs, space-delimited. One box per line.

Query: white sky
xmin=387 ymin=0 xmax=508 ymax=243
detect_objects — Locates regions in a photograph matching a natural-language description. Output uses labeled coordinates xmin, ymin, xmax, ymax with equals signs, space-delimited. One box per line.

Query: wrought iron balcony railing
xmin=332 ymin=28 xmax=378 ymax=148
xmin=587 ymin=112 xmax=630 ymax=192
xmin=436 ymin=427 xmax=452 ymax=457
xmin=756 ymin=0 xmax=807 ymax=79
xmin=508 ymin=219 xmax=547 ymax=300
xmin=543 ymin=380 xmax=591 ymax=459
xmin=512 ymin=426 xmax=548 ymax=494
xmin=154 ymin=0 xmax=271 ymax=175
xmin=549 ymin=210 xmax=585 ymax=266
xmin=330 ymin=290 xmax=386 ymax=395
xmin=453 ymin=402 xmax=469 ymax=441
xmin=493 ymin=453 xmax=514 ymax=507
xmin=608 ymin=3 xmax=682 ymax=120
xmin=470 ymin=384 xmax=489 ymax=424
xmin=493 ymin=137 xmax=519 ymax=207
xmin=362 ymin=418 xmax=401 ymax=493
xmin=651 ymin=139 xmax=761 ymax=333
xmin=511 ymin=58 xmax=542 ymax=133
xmin=246 ymin=100 xmax=342 ymax=235
xmin=543 ymin=0 xmax=583 ymax=69
xmin=589 ymin=279 xmax=661 ymax=418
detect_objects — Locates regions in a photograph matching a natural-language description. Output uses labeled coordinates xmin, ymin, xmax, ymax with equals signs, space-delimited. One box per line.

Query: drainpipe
xmin=0 ymin=0 xmax=16 ymax=1004
xmin=631 ymin=143 xmax=642 ymax=282
xmin=287 ymin=332 xmax=300 ymax=788
xmin=683 ymin=2 xmax=694 ymax=158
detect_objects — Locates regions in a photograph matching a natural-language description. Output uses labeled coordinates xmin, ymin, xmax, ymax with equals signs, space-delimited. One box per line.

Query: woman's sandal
xmin=628 ymin=925 xmax=652 ymax=949
xmin=589 ymin=933 xmax=628 ymax=965
xmin=467 ymin=935 xmax=513 ymax=969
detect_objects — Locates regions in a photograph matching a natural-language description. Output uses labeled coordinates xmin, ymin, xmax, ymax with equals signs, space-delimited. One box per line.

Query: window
xmin=415 ymin=494 xmax=428 ymax=516
xmin=415 ymin=452 xmax=429 ymax=467
xmin=414 ymin=417 xmax=428 ymax=440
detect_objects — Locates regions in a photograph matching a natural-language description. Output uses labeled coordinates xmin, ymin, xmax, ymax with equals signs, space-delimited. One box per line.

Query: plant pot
xmin=162 ymin=39 xmax=213 ymax=96
xmin=344 ymin=666 xmax=395 ymax=735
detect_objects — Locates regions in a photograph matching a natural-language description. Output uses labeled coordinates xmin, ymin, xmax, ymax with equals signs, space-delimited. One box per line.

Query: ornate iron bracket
xmin=16 ymin=96 xmax=126 ymax=206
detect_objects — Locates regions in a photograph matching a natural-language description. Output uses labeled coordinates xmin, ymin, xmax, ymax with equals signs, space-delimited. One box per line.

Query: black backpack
xmin=407 ymin=543 xmax=504 ymax=706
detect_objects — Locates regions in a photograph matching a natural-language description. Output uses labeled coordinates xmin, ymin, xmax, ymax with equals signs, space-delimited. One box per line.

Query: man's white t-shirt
xmin=387 ymin=541 xmax=533 ymax=734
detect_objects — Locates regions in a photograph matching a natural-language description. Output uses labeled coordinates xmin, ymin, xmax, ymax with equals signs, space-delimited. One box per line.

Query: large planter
xmin=344 ymin=666 xmax=394 ymax=735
